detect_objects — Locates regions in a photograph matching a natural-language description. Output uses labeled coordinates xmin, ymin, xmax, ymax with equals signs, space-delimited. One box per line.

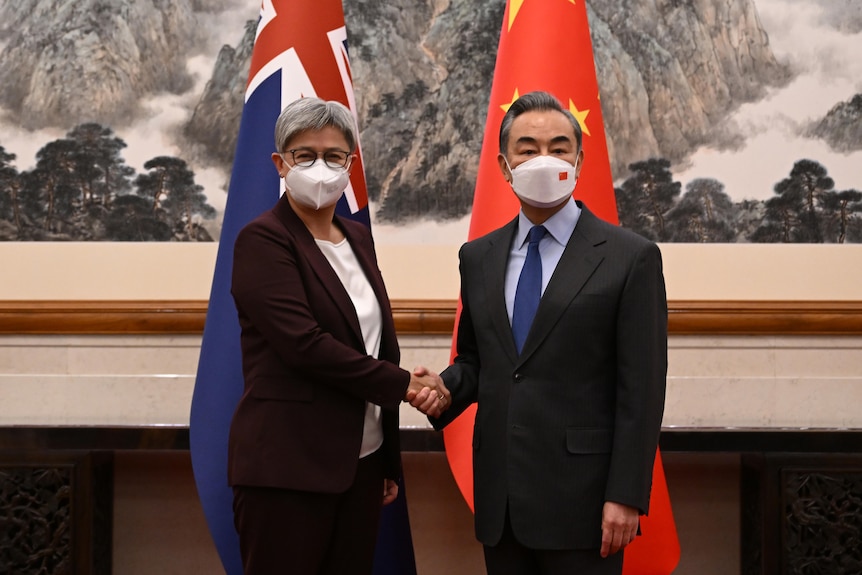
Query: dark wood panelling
xmin=667 ymin=300 xmax=862 ymax=335
xmin=1 ymin=300 xmax=861 ymax=335
xmin=3 ymin=426 xmax=862 ymax=454
xmin=0 ymin=300 xmax=207 ymax=334
xmin=741 ymin=454 xmax=862 ymax=575
xmin=0 ymin=451 xmax=113 ymax=574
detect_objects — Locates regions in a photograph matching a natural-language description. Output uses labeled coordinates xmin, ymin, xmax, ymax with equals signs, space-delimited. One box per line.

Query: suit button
xmin=513 ymin=373 xmax=523 ymax=383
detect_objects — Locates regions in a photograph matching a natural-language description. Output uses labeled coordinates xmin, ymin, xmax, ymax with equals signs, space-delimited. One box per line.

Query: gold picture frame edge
xmin=1 ymin=300 xmax=861 ymax=335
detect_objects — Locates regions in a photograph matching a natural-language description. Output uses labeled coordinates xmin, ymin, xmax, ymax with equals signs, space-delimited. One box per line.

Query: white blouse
xmin=315 ymin=237 xmax=384 ymax=459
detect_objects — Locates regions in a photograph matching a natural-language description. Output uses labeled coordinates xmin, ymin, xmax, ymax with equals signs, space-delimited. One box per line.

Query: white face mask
xmin=284 ymin=161 xmax=349 ymax=210
xmin=506 ymin=155 xmax=577 ymax=208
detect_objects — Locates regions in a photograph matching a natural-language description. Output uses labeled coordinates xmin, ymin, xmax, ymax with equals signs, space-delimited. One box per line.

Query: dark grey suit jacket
xmin=433 ymin=202 xmax=667 ymax=550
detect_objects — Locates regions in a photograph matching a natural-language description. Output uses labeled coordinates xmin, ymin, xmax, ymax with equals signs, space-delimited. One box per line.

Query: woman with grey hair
xmin=227 ymin=97 xmax=449 ymax=574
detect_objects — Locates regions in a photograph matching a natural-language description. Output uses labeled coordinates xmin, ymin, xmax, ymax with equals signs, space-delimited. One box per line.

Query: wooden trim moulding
xmin=0 ymin=300 xmax=861 ymax=335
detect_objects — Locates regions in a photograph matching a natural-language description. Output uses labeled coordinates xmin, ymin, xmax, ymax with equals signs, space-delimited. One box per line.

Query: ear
xmin=271 ymin=152 xmax=286 ymax=177
xmin=497 ymin=153 xmax=512 ymax=183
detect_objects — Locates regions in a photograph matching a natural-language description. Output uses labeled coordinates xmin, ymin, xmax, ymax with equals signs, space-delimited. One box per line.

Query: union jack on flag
xmin=190 ymin=2 xmax=413 ymax=573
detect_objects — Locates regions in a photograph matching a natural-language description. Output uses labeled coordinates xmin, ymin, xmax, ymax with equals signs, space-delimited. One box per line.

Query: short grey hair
xmin=498 ymin=91 xmax=582 ymax=154
xmin=273 ymin=97 xmax=358 ymax=153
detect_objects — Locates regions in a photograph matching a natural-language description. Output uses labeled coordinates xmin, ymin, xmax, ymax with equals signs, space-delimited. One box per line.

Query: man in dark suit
xmin=422 ymin=91 xmax=667 ymax=575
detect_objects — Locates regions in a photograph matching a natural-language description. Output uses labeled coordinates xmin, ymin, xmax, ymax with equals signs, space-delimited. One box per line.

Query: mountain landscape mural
xmin=0 ymin=0 xmax=859 ymax=242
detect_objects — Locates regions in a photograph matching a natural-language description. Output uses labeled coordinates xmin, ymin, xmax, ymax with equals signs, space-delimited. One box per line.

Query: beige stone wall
xmin=2 ymin=243 xmax=862 ymax=301
xmin=2 ymin=333 xmax=860 ymax=429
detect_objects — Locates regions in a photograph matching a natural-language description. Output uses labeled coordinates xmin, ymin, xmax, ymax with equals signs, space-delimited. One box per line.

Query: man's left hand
xmin=600 ymin=501 xmax=639 ymax=557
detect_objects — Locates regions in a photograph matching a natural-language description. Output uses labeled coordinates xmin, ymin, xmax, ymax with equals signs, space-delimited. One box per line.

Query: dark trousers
xmin=483 ymin=507 xmax=624 ymax=575
xmin=232 ymin=449 xmax=386 ymax=575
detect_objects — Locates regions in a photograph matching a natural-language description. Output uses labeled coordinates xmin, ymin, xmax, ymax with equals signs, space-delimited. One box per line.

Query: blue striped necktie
xmin=512 ymin=225 xmax=546 ymax=354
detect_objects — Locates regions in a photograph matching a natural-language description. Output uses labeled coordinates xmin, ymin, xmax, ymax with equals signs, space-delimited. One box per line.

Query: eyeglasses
xmin=283 ymin=148 xmax=351 ymax=169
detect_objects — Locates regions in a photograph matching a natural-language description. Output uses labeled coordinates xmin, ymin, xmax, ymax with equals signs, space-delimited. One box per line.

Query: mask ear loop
xmin=278 ymin=154 xmax=294 ymax=199
xmin=278 ymin=153 xmax=293 ymax=179
xmin=503 ymin=157 xmax=515 ymax=186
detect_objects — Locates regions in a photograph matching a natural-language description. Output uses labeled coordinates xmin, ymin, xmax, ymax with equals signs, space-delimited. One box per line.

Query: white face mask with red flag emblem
xmin=506 ymin=155 xmax=577 ymax=208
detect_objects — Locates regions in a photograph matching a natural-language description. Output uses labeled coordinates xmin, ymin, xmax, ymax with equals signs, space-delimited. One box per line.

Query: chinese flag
xmin=442 ymin=1 xmax=681 ymax=573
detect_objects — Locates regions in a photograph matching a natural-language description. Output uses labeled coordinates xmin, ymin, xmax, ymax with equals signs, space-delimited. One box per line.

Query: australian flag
xmin=190 ymin=1 xmax=417 ymax=573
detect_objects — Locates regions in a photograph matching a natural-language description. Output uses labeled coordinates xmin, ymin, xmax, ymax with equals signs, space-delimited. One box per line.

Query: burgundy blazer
xmin=228 ymin=195 xmax=409 ymax=493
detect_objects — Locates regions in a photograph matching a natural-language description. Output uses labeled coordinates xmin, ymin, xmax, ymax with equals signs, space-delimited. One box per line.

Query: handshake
xmin=404 ymin=365 xmax=450 ymax=418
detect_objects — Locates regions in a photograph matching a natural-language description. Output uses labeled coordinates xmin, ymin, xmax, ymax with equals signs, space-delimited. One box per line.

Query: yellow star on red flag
xmin=509 ymin=0 xmax=578 ymax=31
xmin=501 ymin=89 xmax=520 ymax=113
xmin=507 ymin=0 xmax=524 ymax=31
xmin=569 ymin=100 xmax=591 ymax=137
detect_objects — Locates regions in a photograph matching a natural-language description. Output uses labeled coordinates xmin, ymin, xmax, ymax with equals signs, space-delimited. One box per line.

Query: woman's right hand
xmin=405 ymin=367 xmax=450 ymax=417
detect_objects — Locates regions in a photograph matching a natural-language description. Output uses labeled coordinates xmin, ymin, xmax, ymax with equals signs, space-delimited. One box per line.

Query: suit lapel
xmin=482 ymin=219 xmax=520 ymax=364
xmin=517 ymin=207 xmax=606 ymax=364
xmin=273 ymin=197 xmax=364 ymax=346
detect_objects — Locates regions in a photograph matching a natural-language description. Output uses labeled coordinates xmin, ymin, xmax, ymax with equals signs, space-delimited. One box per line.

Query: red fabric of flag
xmin=443 ymin=1 xmax=680 ymax=572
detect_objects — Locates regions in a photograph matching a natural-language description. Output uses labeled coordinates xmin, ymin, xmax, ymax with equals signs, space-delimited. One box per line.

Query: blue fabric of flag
xmin=190 ymin=69 xmax=283 ymax=575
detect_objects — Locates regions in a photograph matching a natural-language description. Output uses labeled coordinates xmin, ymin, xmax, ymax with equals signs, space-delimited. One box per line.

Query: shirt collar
xmin=515 ymin=197 xmax=582 ymax=249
